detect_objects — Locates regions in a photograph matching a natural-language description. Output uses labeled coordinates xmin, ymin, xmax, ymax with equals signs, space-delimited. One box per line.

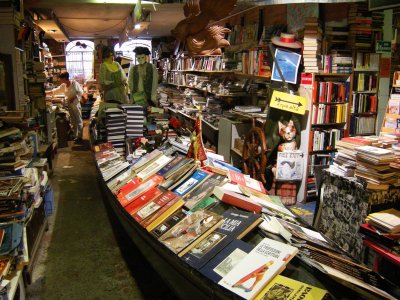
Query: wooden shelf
xmin=313 ymin=102 xmax=348 ymax=105
xmin=353 ymin=68 xmax=379 ymax=72
xmin=310 ymin=149 xmax=337 ymax=154
xmin=353 ymin=90 xmax=377 ymax=94
xmin=351 ymin=112 xmax=377 ymax=116
xmin=312 ymin=122 xmax=347 ymax=127
xmin=316 ymin=73 xmax=352 ymax=76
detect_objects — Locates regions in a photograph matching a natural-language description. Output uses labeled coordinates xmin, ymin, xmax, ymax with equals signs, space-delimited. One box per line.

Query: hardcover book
xmin=213 ymin=186 xmax=263 ymax=213
xmin=254 ymin=275 xmax=328 ymax=300
xmin=199 ymin=239 xmax=254 ymax=283
xmin=172 ymin=169 xmax=211 ymax=197
xmin=218 ymin=237 xmax=298 ymax=300
xmin=117 ymin=175 xmax=164 ymax=207
xmin=190 ymin=196 xmax=218 ymax=213
xmin=227 ymin=170 xmax=266 ymax=193
xmin=145 ymin=197 xmax=185 ymax=231
xmin=132 ymin=191 xmax=178 ymax=224
xmin=184 ymin=173 xmax=226 ymax=210
xmin=93 ymin=142 xmax=114 ymax=153
xmin=124 ymin=187 xmax=163 ymax=216
xmin=182 ymin=209 xmax=262 ymax=269
xmin=158 ymin=210 xmax=223 ymax=256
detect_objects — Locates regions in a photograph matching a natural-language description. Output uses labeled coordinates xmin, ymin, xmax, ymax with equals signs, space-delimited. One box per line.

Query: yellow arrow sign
xmin=270 ymin=91 xmax=307 ymax=115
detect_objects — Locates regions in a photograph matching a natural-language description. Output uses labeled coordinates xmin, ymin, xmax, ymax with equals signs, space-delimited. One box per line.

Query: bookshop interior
xmin=2 ymin=0 xmax=400 ymax=299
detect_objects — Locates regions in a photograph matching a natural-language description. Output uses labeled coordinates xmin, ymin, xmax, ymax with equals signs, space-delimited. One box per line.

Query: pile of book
xmin=105 ymin=108 xmax=126 ymax=156
xmin=355 ymin=145 xmax=397 ymax=190
xmin=348 ymin=3 xmax=373 ymax=48
xmin=361 ymin=208 xmax=400 ymax=257
xmin=302 ymin=17 xmax=322 ymax=73
xmin=324 ymin=19 xmax=349 ymax=52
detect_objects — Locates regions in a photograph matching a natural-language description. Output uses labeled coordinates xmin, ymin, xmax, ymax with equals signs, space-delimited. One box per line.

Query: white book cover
xmin=137 ymin=155 xmax=172 ymax=181
xmin=218 ymin=237 xmax=298 ymax=300
xmin=276 ymin=151 xmax=304 ymax=181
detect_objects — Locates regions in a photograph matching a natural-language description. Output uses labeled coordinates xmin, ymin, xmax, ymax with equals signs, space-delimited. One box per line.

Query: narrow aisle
xmin=26 ymin=123 xmax=175 ymax=299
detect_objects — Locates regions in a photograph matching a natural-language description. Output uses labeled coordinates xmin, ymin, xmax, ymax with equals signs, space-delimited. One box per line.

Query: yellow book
xmin=145 ymin=198 xmax=185 ymax=232
xmin=254 ymin=275 xmax=328 ymax=300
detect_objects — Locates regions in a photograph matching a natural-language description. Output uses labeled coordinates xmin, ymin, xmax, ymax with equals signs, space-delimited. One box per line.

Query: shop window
xmin=65 ymin=40 xmax=94 ymax=83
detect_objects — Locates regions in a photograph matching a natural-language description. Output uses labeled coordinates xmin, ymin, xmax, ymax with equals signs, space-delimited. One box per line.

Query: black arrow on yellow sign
xmin=275 ymin=97 xmax=303 ymax=107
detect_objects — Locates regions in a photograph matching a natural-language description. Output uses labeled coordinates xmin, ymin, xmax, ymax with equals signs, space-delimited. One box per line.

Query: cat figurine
xmin=277 ymin=120 xmax=297 ymax=152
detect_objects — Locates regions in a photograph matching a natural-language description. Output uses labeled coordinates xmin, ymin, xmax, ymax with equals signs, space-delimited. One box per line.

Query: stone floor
xmin=26 ymin=121 xmax=177 ymax=300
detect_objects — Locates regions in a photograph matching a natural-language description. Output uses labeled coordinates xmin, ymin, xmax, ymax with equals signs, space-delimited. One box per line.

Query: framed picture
xmin=271 ymin=48 xmax=301 ymax=85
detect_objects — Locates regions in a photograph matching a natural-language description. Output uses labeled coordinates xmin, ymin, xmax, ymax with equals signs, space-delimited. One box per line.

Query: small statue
xmin=187 ymin=112 xmax=207 ymax=168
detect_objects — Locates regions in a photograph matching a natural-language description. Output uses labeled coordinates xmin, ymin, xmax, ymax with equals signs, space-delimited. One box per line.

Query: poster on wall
xmin=271 ymin=49 xmax=301 ymax=85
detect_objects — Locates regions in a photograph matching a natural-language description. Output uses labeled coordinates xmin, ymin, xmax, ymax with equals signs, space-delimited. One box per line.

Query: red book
xmin=132 ymin=191 xmax=178 ymax=224
xmin=93 ymin=142 xmax=114 ymax=153
xmin=227 ymin=170 xmax=266 ymax=193
xmin=363 ymin=239 xmax=400 ymax=267
xmin=117 ymin=175 xmax=163 ymax=207
xmin=125 ymin=187 xmax=163 ymax=215
xmin=213 ymin=186 xmax=262 ymax=213
xmin=340 ymin=136 xmax=372 ymax=145
xmin=115 ymin=177 xmax=142 ymax=202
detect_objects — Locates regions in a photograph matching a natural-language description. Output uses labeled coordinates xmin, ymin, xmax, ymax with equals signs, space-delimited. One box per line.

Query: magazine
xmin=276 ymin=151 xmax=303 ymax=181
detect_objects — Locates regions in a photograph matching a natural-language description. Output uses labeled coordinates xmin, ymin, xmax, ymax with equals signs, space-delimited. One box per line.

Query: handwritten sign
xmin=270 ymin=91 xmax=307 ymax=115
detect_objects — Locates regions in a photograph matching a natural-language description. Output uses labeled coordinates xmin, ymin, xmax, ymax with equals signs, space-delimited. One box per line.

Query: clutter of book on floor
xmin=0 ymin=122 xmax=54 ymax=297
xmin=92 ymin=106 xmax=400 ymax=300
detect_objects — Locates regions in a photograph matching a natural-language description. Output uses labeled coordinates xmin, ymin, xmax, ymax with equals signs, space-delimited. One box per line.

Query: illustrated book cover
xmin=183 ymin=173 xmax=226 ymax=210
xmin=172 ymin=169 xmax=211 ymax=197
xmin=158 ymin=210 xmax=223 ymax=256
xmin=182 ymin=209 xmax=262 ymax=269
xmin=254 ymin=275 xmax=328 ymax=300
xmin=199 ymin=239 xmax=254 ymax=283
xmin=218 ymin=237 xmax=298 ymax=300
xmin=276 ymin=151 xmax=304 ymax=181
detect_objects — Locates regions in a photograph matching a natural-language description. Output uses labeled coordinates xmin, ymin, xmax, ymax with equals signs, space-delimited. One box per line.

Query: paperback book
xmin=184 ymin=173 xmax=226 ymax=210
xmin=254 ymin=275 xmax=328 ymax=300
xmin=200 ymin=239 xmax=254 ymax=283
xmin=172 ymin=169 xmax=211 ymax=197
xmin=158 ymin=210 xmax=224 ymax=256
xmin=218 ymin=237 xmax=298 ymax=300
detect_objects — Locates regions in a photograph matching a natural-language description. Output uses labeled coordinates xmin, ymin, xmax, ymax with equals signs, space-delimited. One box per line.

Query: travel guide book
xmin=218 ymin=237 xmax=298 ymax=300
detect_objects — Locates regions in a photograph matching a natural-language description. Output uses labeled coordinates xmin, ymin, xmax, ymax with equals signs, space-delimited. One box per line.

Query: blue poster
xmin=271 ymin=48 xmax=301 ymax=84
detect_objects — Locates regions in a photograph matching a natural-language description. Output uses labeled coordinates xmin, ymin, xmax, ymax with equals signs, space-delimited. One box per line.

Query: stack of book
xmin=121 ymin=104 xmax=144 ymax=139
xmin=302 ymin=17 xmax=322 ymax=73
xmin=94 ymin=143 xmax=130 ymax=182
xmin=324 ymin=19 xmax=349 ymax=52
xmin=355 ymin=145 xmax=397 ymax=189
xmin=361 ymin=209 xmax=400 ymax=258
xmin=348 ymin=3 xmax=373 ymax=49
xmin=105 ymin=108 xmax=126 ymax=156
xmin=371 ymin=11 xmax=384 ymax=45
xmin=330 ymin=136 xmax=373 ymax=177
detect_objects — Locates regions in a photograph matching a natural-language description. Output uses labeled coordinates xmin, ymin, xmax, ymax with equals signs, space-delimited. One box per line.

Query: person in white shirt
xmin=47 ymin=72 xmax=84 ymax=143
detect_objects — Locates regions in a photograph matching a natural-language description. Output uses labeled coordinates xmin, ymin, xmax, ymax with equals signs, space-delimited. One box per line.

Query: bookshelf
xmin=306 ymin=72 xmax=352 ymax=200
xmin=349 ymin=51 xmax=380 ymax=136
